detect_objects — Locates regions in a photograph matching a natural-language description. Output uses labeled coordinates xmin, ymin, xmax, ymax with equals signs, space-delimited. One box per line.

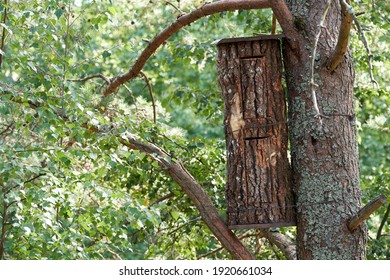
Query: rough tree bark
xmin=281 ymin=0 xmax=367 ymax=259
xmin=216 ymin=36 xmax=296 ymax=229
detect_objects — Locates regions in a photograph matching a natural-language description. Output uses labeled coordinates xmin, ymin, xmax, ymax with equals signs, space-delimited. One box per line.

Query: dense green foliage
xmin=0 ymin=0 xmax=388 ymax=259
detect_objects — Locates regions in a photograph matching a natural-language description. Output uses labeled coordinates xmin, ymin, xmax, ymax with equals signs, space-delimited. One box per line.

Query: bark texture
xmin=216 ymin=36 xmax=296 ymax=229
xmin=282 ymin=0 xmax=367 ymax=259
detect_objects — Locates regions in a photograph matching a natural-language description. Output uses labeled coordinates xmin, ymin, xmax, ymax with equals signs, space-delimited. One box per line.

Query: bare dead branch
xmin=67 ymin=74 xmax=110 ymax=84
xmin=139 ymin=71 xmax=157 ymax=123
xmin=328 ymin=0 xmax=353 ymax=72
xmin=348 ymin=194 xmax=387 ymax=232
xmin=103 ymin=0 xmax=271 ymax=97
xmin=309 ymin=0 xmax=333 ymax=123
xmin=120 ymin=133 xmax=254 ymax=260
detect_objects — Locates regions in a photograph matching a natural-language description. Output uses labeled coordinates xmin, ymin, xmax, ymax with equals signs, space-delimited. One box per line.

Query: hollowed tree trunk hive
xmin=215 ymin=35 xmax=296 ymax=229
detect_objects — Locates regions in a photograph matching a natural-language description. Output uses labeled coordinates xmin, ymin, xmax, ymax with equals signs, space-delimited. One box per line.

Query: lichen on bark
xmin=283 ymin=0 xmax=367 ymax=259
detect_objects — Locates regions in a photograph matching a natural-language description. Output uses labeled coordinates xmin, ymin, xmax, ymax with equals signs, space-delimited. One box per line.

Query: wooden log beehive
xmin=215 ymin=35 xmax=296 ymax=229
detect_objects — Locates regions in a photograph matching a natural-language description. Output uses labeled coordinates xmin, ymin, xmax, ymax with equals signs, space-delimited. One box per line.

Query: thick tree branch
xmin=120 ymin=133 xmax=254 ymax=260
xmin=348 ymin=194 xmax=387 ymax=232
xmin=269 ymin=0 xmax=301 ymax=50
xmin=328 ymin=0 xmax=352 ymax=72
xmin=103 ymin=0 xmax=271 ymax=97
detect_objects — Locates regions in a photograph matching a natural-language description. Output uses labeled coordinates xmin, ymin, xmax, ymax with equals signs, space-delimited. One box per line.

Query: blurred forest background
xmin=0 ymin=0 xmax=388 ymax=259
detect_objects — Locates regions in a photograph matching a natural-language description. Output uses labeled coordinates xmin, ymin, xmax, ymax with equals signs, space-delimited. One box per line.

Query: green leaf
xmin=55 ymin=9 xmax=64 ymax=19
xmin=171 ymin=211 xmax=180 ymax=221
xmin=102 ymin=50 xmax=111 ymax=59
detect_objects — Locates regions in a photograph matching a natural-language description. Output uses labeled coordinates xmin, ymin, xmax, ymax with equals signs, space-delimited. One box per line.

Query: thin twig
xmin=165 ymin=1 xmax=184 ymax=15
xmin=139 ymin=71 xmax=157 ymax=123
xmin=67 ymin=74 xmax=110 ymax=84
xmin=0 ymin=0 xmax=8 ymax=69
xmin=150 ymin=192 xmax=175 ymax=207
xmin=123 ymin=83 xmax=139 ymax=112
xmin=23 ymin=173 xmax=46 ymax=185
xmin=106 ymin=248 xmax=122 ymax=260
xmin=309 ymin=0 xmax=333 ymax=123
xmin=340 ymin=0 xmax=378 ymax=88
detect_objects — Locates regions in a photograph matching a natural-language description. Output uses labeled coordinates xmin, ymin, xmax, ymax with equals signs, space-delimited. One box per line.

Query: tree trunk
xmin=282 ymin=0 xmax=367 ymax=259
